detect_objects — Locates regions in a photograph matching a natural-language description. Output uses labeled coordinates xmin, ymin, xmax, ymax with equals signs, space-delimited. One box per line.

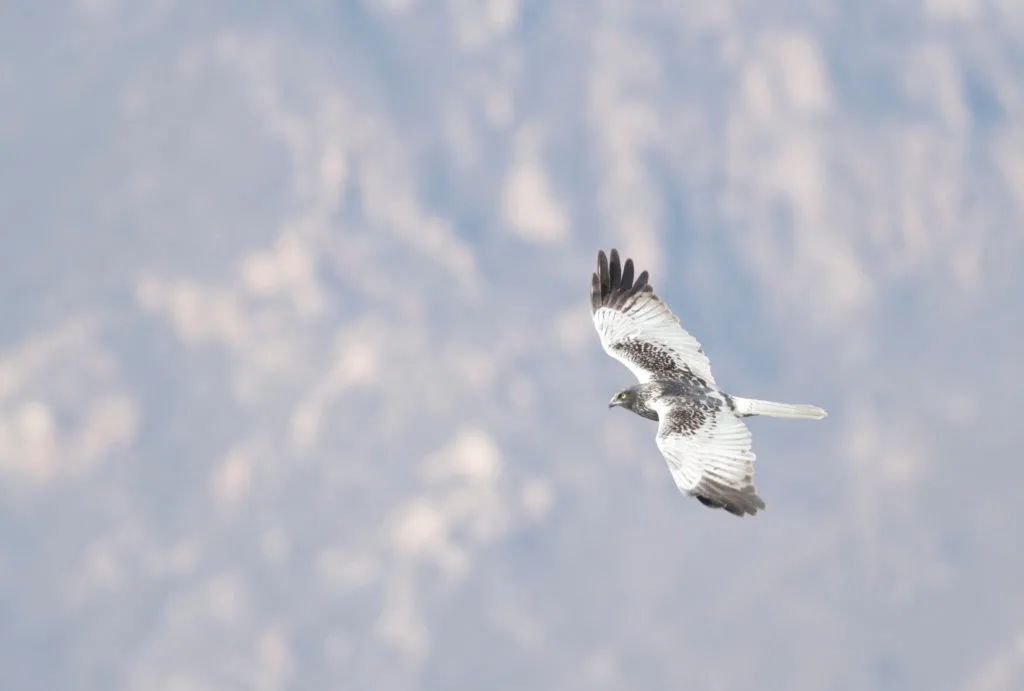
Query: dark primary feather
xmin=695 ymin=480 xmax=765 ymax=517
xmin=591 ymin=249 xmax=653 ymax=314
xmin=620 ymin=257 xmax=634 ymax=291
xmin=590 ymin=272 xmax=601 ymax=311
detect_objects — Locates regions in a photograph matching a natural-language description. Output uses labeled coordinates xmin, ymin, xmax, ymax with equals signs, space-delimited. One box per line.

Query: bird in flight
xmin=591 ymin=249 xmax=826 ymax=516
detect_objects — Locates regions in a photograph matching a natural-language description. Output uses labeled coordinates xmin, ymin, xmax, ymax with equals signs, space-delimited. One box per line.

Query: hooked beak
xmin=608 ymin=397 xmax=622 ymax=409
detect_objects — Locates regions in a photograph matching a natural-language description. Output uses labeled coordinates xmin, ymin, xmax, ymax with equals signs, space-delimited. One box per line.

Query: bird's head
xmin=608 ymin=388 xmax=635 ymax=409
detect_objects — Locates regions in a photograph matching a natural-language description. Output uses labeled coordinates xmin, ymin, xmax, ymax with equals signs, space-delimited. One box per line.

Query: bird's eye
xmin=618 ymin=392 xmax=628 ymax=400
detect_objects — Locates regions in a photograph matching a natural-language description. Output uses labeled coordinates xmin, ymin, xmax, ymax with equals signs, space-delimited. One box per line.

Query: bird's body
xmin=611 ymin=378 xmax=731 ymax=424
xmin=592 ymin=249 xmax=826 ymax=517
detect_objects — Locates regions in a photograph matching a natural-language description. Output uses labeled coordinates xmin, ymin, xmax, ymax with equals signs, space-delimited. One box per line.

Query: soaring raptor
xmin=591 ymin=249 xmax=826 ymax=516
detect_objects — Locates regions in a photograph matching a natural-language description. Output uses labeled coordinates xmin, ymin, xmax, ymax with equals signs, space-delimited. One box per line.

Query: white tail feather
xmin=732 ymin=397 xmax=827 ymax=420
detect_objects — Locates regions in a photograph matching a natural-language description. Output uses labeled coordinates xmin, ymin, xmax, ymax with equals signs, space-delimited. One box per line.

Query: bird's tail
xmin=731 ymin=397 xmax=827 ymax=420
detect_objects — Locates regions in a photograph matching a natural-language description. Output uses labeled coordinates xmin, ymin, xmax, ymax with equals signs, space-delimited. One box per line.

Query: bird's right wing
xmin=653 ymin=400 xmax=765 ymax=517
xmin=591 ymin=249 xmax=716 ymax=386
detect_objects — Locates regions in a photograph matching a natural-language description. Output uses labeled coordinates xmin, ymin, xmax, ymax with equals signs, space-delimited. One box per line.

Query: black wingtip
xmin=634 ymin=270 xmax=648 ymax=290
xmin=696 ymin=484 xmax=765 ymax=517
xmin=620 ymin=258 xmax=634 ymax=290
xmin=612 ymin=268 xmax=651 ymax=310
xmin=592 ymin=249 xmax=653 ymax=314
xmin=597 ymin=250 xmax=609 ymax=297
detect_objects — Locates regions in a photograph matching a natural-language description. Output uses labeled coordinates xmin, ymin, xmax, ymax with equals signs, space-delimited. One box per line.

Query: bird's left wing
xmin=591 ymin=249 xmax=716 ymax=385
xmin=653 ymin=401 xmax=765 ymax=516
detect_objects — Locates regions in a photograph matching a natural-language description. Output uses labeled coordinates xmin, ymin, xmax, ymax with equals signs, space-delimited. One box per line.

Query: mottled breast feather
xmin=591 ymin=249 xmax=716 ymax=386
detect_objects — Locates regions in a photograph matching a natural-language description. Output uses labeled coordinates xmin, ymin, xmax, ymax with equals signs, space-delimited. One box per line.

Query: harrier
xmin=592 ymin=249 xmax=826 ymax=516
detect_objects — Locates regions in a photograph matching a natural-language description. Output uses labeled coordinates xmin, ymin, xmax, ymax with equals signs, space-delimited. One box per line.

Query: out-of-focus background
xmin=3 ymin=2 xmax=1023 ymax=690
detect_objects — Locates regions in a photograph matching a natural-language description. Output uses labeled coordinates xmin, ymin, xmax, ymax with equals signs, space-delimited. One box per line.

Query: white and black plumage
xmin=591 ymin=249 xmax=826 ymax=517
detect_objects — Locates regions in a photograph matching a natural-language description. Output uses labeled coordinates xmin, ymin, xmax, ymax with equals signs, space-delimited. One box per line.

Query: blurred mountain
xmin=2 ymin=2 xmax=1023 ymax=690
